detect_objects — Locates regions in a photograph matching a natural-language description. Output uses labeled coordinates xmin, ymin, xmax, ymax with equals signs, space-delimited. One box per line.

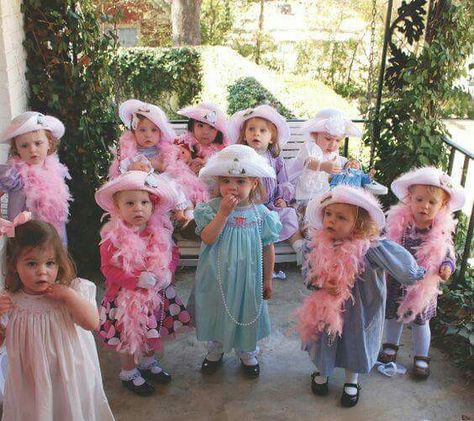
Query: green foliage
xmin=431 ymin=213 xmax=474 ymax=377
xmin=365 ymin=0 xmax=474 ymax=205
xmin=200 ymin=0 xmax=233 ymax=45
xmin=111 ymin=47 xmax=203 ymax=118
xmin=227 ymin=77 xmax=295 ymax=118
xmin=23 ymin=0 xmax=118 ymax=274
xmin=441 ymin=88 xmax=474 ymax=119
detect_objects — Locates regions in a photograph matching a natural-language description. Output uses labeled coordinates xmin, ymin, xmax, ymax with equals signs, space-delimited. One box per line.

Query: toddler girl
xmin=297 ymin=185 xmax=426 ymax=407
xmin=0 ymin=215 xmax=113 ymax=420
xmin=230 ymin=105 xmax=304 ymax=260
xmin=96 ymin=171 xmax=192 ymax=396
xmin=189 ymin=145 xmax=281 ymax=378
xmin=109 ymin=99 xmax=208 ymax=224
xmin=379 ymin=167 xmax=465 ymax=379
xmin=288 ymin=108 xmax=361 ymax=228
xmin=176 ymin=102 xmax=229 ymax=174
xmin=0 ymin=112 xmax=72 ymax=243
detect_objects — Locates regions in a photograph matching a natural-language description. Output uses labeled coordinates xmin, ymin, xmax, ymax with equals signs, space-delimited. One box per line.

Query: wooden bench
xmin=172 ymin=119 xmax=367 ymax=267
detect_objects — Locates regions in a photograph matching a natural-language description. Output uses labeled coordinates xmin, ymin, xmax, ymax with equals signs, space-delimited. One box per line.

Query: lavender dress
xmin=0 ymin=165 xmax=27 ymax=220
xmin=261 ymin=152 xmax=299 ymax=242
xmin=385 ymin=226 xmax=455 ymax=325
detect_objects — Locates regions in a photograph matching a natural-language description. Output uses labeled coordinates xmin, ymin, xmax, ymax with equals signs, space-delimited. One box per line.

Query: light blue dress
xmin=303 ymin=239 xmax=426 ymax=376
xmin=189 ymin=198 xmax=282 ymax=353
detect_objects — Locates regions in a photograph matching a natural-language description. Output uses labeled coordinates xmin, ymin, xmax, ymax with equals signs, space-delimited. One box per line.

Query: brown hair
xmin=187 ymin=119 xmax=223 ymax=144
xmin=352 ymin=207 xmax=380 ymax=240
xmin=213 ymin=177 xmax=268 ymax=204
xmin=4 ymin=220 xmax=76 ymax=292
xmin=237 ymin=118 xmax=281 ymax=158
xmin=407 ymin=184 xmax=450 ymax=206
xmin=9 ymin=130 xmax=58 ymax=158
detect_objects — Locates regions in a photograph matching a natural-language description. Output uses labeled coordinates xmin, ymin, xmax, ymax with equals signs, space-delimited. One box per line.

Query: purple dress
xmin=385 ymin=226 xmax=455 ymax=325
xmin=0 ymin=164 xmax=27 ymax=220
xmin=261 ymin=152 xmax=299 ymax=242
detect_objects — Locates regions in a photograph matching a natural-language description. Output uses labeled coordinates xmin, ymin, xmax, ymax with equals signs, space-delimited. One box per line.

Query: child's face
xmin=244 ymin=117 xmax=274 ymax=153
xmin=14 ymin=130 xmax=50 ymax=165
xmin=115 ymin=190 xmax=153 ymax=229
xmin=322 ymin=203 xmax=358 ymax=240
xmin=407 ymin=185 xmax=447 ymax=227
xmin=178 ymin=145 xmax=192 ymax=164
xmin=135 ymin=118 xmax=161 ymax=148
xmin=312 ymin=132 xmax=342 ymax=154
xmin=345 ymin=159 xmax=361 ymax=170
xmin=193 ymin=121 xmax=218 ymax=146
xmin=16 ymin=245 xmax=58 ymax=295
xmin=218 ymin=176 xmax=257 ymax=205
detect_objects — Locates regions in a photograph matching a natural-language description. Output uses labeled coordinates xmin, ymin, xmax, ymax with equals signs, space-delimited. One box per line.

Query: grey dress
xmin=303 ymin=239 xmax=425 ymax=376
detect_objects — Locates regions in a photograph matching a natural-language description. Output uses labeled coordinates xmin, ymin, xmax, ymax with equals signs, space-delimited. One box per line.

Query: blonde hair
xmin=5 ymin=220 xmax=76 ymax=293
xmin=352 ymin=207 xmax=380 ymax=240
xmin=237 ymin=117 xmax=281 ymax=158
xmin=9 ymin=130 xmax=58 ymax=158
xmin=213 ymin=177 xmax=267 ymax=204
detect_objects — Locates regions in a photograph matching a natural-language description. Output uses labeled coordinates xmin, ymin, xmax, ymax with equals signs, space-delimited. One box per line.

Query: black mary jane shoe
xmin=240 ymin=359 xmax=260 ymax=378
xmin=201 ymin=353 xmax=224 ymax=374
xmin=122 ymin=378 xmax=155 ymax=397
xmin=340 ymin=383 xmax=361 ymax=408
xmin=140 ymin=368 xmax=172 ymax=384
xmin=311 ymin=372 xmax=329 ymax=396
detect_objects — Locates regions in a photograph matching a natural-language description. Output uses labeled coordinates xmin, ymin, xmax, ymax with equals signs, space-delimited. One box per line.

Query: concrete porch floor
xmin=99 ymin=266 xmax=474 ymax=421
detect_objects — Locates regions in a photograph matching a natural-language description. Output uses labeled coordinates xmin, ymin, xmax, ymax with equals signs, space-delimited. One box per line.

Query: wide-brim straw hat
xmin=119 ymin=99 xmax=176 ymax=143
xmin=300 ymin=108 xmax=361 ymax=138
xmin=199 ymin=144 xmax=276 ymax=179
xmin=228 ymin=104 xmax=291 ymax=147
xmin=0 ymin=111 xmax=65 ymax=143
xmin=306 ymin=185 xmax=385 ymax=229
xmin=391 ymin=166 xmax=465 ymax=212
xmin=177 ymin=102 xmax=230 ymax=144
xmin=95 ymin=171 xmax=178 ymax=213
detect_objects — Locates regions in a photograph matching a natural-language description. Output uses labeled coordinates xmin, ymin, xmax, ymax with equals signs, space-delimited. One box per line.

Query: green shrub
xmin=112 ymin=47 xmax=203 ymax=118
xmin=23 ymin=0 xmax=118 ymax=274
xmin=227 ymin=77 xmax=295 ymax=118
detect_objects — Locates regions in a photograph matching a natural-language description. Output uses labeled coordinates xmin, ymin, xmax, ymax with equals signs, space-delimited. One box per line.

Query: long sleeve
xmin=100 ymin=239 xmax=139 ymax=298
xmin=274 ymin=156 xmax=294 ymax=202
xmin=366 ymin=239 xmax=426 ymax=286
xmin=0 ymin=164 xmax=23 ymax=193
xmin=287 ymin=142 xmax=312 ymax=182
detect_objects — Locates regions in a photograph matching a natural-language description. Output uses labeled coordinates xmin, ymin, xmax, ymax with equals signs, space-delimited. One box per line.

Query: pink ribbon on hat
xmin=0 ymin=211 xmax=32 ymax=237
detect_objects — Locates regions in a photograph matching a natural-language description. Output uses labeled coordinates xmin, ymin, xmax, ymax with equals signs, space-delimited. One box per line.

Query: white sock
xmin=384 ymin=319 xmax=404 ymax=348
xmin=412 ymin=322 xmax=431 ymax=368
xmin=344 ymin=370 xmax=359 ymax=395
xmin=314 ymin=375 xmax=327 ymax=384
xmin=206 ymin=340 xmax=224 ymax=362
xmin=138 ymin=356 xmax=163 ymax=373
xmin=119 ymin=368 xmax=145 ymax=386
xmin=238 ymin=349 xmax=258 ymax=366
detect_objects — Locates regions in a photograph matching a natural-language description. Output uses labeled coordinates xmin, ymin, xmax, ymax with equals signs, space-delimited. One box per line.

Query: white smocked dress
xmin=2 ymin=278 xmax=114 ymax=421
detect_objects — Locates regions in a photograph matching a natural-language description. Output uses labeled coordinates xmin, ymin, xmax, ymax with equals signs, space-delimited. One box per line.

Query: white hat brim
xmin=0 ymin=112 xmax=65 ymax=143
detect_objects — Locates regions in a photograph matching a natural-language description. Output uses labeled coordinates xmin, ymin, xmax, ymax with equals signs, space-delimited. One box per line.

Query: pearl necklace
xmin=216 ymin=203 xmax=264 ymax=326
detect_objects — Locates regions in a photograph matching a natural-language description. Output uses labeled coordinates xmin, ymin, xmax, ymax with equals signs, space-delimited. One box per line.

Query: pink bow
xmin=0 ymin=211 xmax=32 ymax=237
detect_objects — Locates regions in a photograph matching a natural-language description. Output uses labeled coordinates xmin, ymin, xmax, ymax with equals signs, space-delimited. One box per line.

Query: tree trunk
xmin=171 ymin=0 xmax=202 ymax=46
xmin=255 ymin=0 xmax=264 ymax=64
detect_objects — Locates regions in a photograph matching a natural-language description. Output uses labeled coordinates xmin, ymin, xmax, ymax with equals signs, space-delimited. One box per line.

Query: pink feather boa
xmin=109 ymin=131 xmax=209 ymax=204
xmin=100 ymin=208 xmax=174 ymax=357
xmin=296 ymin=229 xmax=371 ymax=345
xmin=11 ymin=154 xmax=71 ymax=235
xmin=385 ymin=203 xmax=456 ymax=323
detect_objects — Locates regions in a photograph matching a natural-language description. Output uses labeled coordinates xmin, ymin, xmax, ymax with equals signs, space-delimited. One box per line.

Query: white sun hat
xmin=228 ymin=104 xmax=291 ymax=147
xmin=95 ymin=170 xmax=179 ymax=214
xmin=177 ymin=102 xmax=230 ymax=144
xmin=391 ymin=166 xmax=465 ymax=212
xmin=300 ymin=108 xmax=361 ymax=138
xmin=199 ymin=144 xmax=276 ymax=179
xmin=0 ymin=111 xmax=65 ymax=143
xmin=119 ymin=99 xmax=176 ymax=143
xmin=306 ymin=185 xmax=385 ymax=230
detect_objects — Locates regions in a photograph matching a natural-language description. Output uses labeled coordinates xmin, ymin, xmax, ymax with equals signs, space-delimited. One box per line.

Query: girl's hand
xmin=305 ymin=157 xmax=320 ymax=171
xmin=219 ymin=194 xmax=239 ymax=217
xmin=190 ymin=158 xmax=205 ymax=174
xmin=320 ymin=157 xmax=341 ymax=174
xmin=0 ymin=295 xmax=12 ymax=315
xmin=369 ymin=168 xmax=376 ymax=178
xmin=263 ymin=279 xmax=273 ymax=300
xmin=274 ymin=198 xmax=287 ymax=208
xmin=150 ymin=157 xmax=166 ymax=173
xmin=128 ymin=161 xmax=152 ymax=172
xmin=44 ymin=284 xmax=74 ymax=302
xmin=439 ymin=265 xmax=452 ymax=281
